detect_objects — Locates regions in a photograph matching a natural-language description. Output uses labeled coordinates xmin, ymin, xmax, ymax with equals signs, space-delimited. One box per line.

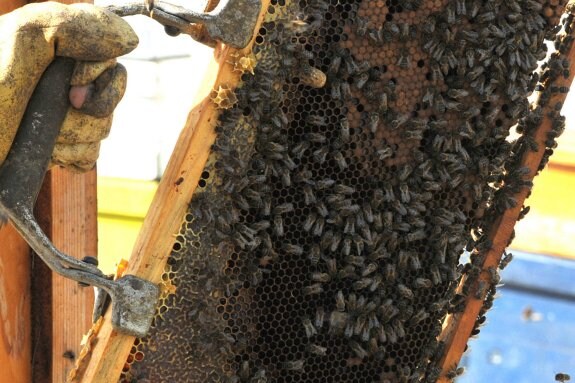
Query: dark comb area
xmin=120 ymin=0 xmax=569 ymax=382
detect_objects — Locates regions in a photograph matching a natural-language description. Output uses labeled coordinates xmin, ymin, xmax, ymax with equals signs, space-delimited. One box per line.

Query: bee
xmin=383 ymin=20 xmax=400 ymax=37
xmin=429 ymin=299 xmax=448 ymax=313
xmin=414 ymin=278 xmax=433 ymax=289
xmin=308 ymin=343 xmax=327 ymax=356
xmin=334 ymin=290 xmax=346 ymax=311
xmin=555 ymin=373 xmax=571 ymax=382
xmin=407 ymin=309 xmax=429 ymax=326
xmin=349 ymin=341 xmax=369 ymax=359
xmin=407 ymin=229 xmax=426 ymax=242
xmin=302 ymin=318 xmax=318 ymax=338
xmin=307 ymin=114 xmax=327 ymax=127
xmin=341 ymin=81 xmax=352 ymax=100
xmin=313 ymin=146 xmax=329 ymax=164
xmin=302 ymin=186 xmax=318 ymax=207
xmin=399 ymin=22 xmax=411 ymax=42
xmin=423 ymin=181 xmax=442 ymax=192
xmin=316 ymin=179 xmax=335 ymax=191
xmin=306 ymin=132 xmax=327 ymax=144
xmin=396 ymin=183 xmax=410 ymax=203
xmin=355 ymin=16 xmax=368 ymax=36
xmin=366 ymin=112 xmax=380 ymax=133
xmin=303 ymin=283 xmax=324 ymax=296
xmin=430 ymin=264 xmax=442 ymax=285
xmin=377 ymin=147 xmax=393 ymax=161
xmin=321 ymin=231 xmax=338 ymax=252
xmin=518 ymin=205 xmax=530 ymax=221
xmin=390 ymin=114 xmax=409 ymax=130
xmin=392 ymin=200 xmax=408 ymax=217
xmin=474 ymin=280 xmax=489 ymax=300
xmin=396 ymin=48 xmax=411 ymax=69
xmin=329 ymin=311 xmax=349 ymax=334
xmin=329 ymin=52 xmax=342 ymax=75
xmin=344 ymin=217 xmax=356 ymax=235
xmin=315 ymin=307 xmax=325 ymax=329
xmin=339 ymin=117 xmax=351 ymax=142
xmin=311 ymin=272 xmax=331 ymax=283
xmin=378 ymin=92 xmax=389 ymax=114
xmin=385 ymin=324 xmax=398 ymax=344
xmin=283 ymin=360 xmax=305 ymax=372
xmin=292 ymin=140 xmax=310 ymax=159
xmin=331 ymin=79 xmax=342 ymax=100
xmin=337 ymin=237 xmax=351 ymax=257
xmin=499 ymin=251 xmax=513 ymax=270
xmin=488 ymin=267 xmax=501 ymax=286
xmin=334 ymin=183 xmax=355 ymax=195
xmin=313 ymin=216 xmax=325 ymax=237
xmin=353 ymin=278 xmax=373 ymax=291
xmin=303 ymin=212 xmax=318 ymax=232
xmin=362 ymin=262 xmax=378 ymax=277
xmin=446 ymin=365 xmax=465 ymax=380
xmin=273 ymin=202 xmax=294 ymax=215
xmin=333 ymin=151 xmax=348 ymax=170
xmin=354 ymin=72 xmax=369 ymax=90
xmin=397 ymin=284 xmax=415 ymax=300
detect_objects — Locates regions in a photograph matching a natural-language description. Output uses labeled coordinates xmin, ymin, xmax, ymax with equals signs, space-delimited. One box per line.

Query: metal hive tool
xmin=118 ymin=0 xmax=569 ymax=382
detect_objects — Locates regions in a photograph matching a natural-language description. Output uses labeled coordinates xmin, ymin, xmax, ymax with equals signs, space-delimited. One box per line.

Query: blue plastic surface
xmin=457 ymin=251 xmax=575 ymax=382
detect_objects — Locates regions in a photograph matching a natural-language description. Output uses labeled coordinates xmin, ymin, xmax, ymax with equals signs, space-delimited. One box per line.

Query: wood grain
xmin=0 ymin=223 xmax=32 ymax=383
xmin=74 ymin=3 xmax=272 ymax=381
xmin=49 ymin=168 xmax=96 ymax=383
xmin=437 ymin=8 xmax=575 ymax=381
xmin=0 ymin=0 xmax=26 ymax=14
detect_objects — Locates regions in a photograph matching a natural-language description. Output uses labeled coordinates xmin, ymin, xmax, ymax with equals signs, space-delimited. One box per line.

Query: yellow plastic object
xmin=514 ymin=160 xmax=575 ymax=260
xmin=97 ymin=177 xmax=157 ymax=274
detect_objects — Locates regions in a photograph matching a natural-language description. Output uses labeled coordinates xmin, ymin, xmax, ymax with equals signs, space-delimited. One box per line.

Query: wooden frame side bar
xmin=74 ymin=3 xmax=271 ymax=382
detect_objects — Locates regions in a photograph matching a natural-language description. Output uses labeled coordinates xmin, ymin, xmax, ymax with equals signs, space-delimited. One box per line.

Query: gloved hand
xmin=0 ymin=2 xmax=138 ymax=172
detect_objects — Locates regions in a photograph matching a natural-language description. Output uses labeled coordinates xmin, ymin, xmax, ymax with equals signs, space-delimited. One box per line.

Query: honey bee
xmin=397 ymin=284 xmax=415 ymax=300
xmin=333 ymin=151 xmax=348 ymax=170
xmin=474 ymin=280 xmax=489 ymax=300
xmin=499 ymin=251 xmax=513 ymax=270
xmin=292 ymin=140 xmax=310 ymax=159
xmin=377 ymin=147 xmax=393 ymax=161
xmin=361 ymin=262 xmax=378 ymax=277
xmin=303 ymin=283 xmax=324 ymax=296
xmin=312 ymin=146 xmax=329 ymax=164
xmin=397 ymin=48 xmax=411 ymax=69
xmin=329 ymin=310 xmax=349 ymax=334
xmin=414 ymin=278 xmax=433 ymax=289
xmin=303 ymin=185 xmax=317 ymax=206
xmin=308 ymin=343 xmax=327 ymax=356
xmin=283 ymin=360 xmax=305 ymax=372
xmin=555 ymin=373 xmax=571 ymax=382
xmin=302 ymin=317 xmax=318 ymax=338
xmin=349 ymin=341 xmax=369 ymax=359
xmin=446 ymin=365 xmax=465 ymax=380
xmin=341 ymin=81 xmax=352 ymax=100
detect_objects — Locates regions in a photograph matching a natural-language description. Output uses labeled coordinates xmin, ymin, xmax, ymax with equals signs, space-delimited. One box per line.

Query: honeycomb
xmin=119 ymin=0 xmax=569 ymax=382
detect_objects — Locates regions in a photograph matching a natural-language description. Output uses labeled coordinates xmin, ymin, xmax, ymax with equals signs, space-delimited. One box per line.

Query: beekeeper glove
xmin=0 ymin=2 xmax=138 ymax=171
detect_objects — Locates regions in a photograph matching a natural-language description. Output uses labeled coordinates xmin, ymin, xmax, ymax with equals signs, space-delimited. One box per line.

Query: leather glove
xmin=0 ymin=2 xmax=138 ymax=172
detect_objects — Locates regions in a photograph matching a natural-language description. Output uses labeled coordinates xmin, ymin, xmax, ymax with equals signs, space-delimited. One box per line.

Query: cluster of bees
xmin=120 ymin=0 xmax=570 ymax=382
